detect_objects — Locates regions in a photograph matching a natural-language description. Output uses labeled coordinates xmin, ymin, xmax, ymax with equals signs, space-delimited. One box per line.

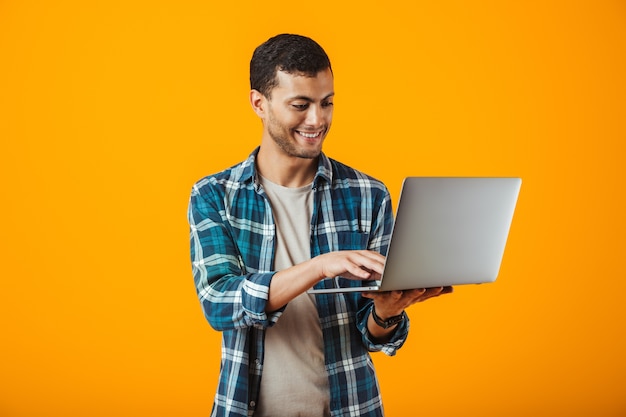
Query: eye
xmin=292 ymin=103 xmax=309 ymax=111
xmin=322 ymin=101 xmax=334 ymax=108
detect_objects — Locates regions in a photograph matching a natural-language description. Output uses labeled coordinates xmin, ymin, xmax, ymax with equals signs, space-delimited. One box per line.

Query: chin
xmin=295 ymin=145 xmax=323 ymax=159
xmin=296 ymin=152 xmax=320 ymax=160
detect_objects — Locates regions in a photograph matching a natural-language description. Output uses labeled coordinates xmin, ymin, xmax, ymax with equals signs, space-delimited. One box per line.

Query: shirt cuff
xmin=362 ymin=305 xmax=410 ymax=356
xmin=241 ymin=272 xmax=285 ymax=327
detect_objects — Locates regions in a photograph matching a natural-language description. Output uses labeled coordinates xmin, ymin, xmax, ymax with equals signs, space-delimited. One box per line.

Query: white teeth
xmin=298 ymin=131 xmax=320 ymax=138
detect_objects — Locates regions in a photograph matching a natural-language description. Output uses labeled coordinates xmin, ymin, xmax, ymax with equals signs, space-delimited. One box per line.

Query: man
xmin=188 ymin=33 xmax=451 ymax=417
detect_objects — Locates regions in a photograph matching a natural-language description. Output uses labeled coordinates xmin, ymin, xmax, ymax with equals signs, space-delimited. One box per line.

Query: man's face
xmin=262 ymin=68 xmax=334 ymax=159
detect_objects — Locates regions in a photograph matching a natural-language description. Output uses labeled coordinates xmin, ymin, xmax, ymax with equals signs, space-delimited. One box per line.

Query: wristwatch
xmin=371 ymin=306 xmax=406 ymax=329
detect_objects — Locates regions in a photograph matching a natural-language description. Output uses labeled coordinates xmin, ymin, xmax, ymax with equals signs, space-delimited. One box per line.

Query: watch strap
xmin=371 ymin=305 xmax=406 ymax=329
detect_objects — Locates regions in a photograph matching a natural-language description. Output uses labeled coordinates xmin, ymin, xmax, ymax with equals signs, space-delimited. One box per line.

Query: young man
xmin=188 ymin=34 xmax=451 ymax=417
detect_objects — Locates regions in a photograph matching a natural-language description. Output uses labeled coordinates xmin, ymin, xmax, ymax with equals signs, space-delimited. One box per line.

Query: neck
xmin=256 ymin=147 xmax=318 ymax=188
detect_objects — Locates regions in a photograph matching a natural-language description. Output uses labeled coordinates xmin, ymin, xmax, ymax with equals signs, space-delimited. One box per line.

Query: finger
xmin=426 ymin=286 xmax=444 ymax=296
xmin=357 ymin=249 xmax=386 ymax=263
xmin=360 ymin=290 xmax=392 ymax=300
xmin=401 ymin=288 xmax=426 ymax=303
xmin=401 ymin=288 xmax=439 ymax=305
xmin=390 ymin=290 xmax=404 ymax=300
xmin=403 ymin=288 xmax=427 ymax=298
xmin=420 ymin=286 xmax=453 ymax=301
xmin=351 ymin=252 xmax=385 ymax=274
xmin=367 ymin=291 xmax=413 ymax=312
xmin=416 ymin=287 xmax=443 ymax=301
xmin=344 ymin=263 xmax=374 ymax=280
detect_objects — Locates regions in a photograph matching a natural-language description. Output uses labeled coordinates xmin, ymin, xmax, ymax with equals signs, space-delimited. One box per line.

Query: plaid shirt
xmin=188 ymin=148 xmax=409 ymax=417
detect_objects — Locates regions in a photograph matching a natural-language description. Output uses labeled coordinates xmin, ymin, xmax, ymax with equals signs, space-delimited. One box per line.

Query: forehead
xmin=272 ymin=68 xmax=334 ymax=99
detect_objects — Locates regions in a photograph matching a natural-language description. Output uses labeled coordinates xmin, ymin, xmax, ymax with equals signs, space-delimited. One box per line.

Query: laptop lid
xmin=308 ymin=177 xmax=521 ymax=293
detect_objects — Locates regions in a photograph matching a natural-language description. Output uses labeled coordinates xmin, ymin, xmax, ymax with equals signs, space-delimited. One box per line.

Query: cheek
xmin=324 ymin=108 xmax=334 ymax=122
xmin=271 ymin=109 xmax=300 ymax=128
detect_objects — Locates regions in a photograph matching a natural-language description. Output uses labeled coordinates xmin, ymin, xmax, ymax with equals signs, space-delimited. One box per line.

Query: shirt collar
xmin=241 ymin=146 xmax=333 ymax=189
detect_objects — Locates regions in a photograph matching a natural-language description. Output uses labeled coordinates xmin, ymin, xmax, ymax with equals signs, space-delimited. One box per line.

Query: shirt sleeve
xmin=358 ymin=303 xmax=410 ymax=356
xmin=356 ymin=185 xmax=410 ymax=355
xmin=188 ymin=181 xmax=284 ymax=331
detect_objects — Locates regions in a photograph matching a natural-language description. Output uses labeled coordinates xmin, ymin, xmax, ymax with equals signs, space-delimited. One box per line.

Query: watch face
xmin=386 ymin=313 xmax=405 ymax=326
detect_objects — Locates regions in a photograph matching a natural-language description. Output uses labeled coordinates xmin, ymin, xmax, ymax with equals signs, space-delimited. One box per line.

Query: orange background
xmin=1 ymin=1 xmax=625 ymax=416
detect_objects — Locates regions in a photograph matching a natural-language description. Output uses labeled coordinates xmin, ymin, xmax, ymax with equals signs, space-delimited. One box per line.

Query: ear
xmin=249 ymin=89 xmax=267 ymax=118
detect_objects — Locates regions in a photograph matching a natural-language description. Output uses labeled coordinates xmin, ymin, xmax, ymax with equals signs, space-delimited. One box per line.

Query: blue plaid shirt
xmin=188 ymin=148 xmax=409 ymax=417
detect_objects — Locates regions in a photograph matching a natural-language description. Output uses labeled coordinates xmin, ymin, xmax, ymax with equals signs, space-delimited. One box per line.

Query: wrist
xmin=311 ymin=256 xmax=329 ymax=284
xmin=371 ymin=305 xmax=406 ymax=329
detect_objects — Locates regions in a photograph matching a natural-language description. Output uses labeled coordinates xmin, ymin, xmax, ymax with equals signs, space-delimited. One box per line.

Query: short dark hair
xmin=250 ymin=34 xmax=332 ymax=97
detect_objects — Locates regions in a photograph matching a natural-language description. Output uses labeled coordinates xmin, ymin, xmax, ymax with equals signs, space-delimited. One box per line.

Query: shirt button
xmin=250 ymin=401 xmax=256 ymax=408
xmin=254 ymin=358 xmax=261 ymax=365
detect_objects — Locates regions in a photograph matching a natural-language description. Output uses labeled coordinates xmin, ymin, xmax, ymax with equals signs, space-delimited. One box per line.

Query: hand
xmin=314 ymin=250 xmax=386 ymax=282
xmin=361 ymin=286 xmax=453 ymax=319
xmin=266 ymin=250 xmax=386 ymax=313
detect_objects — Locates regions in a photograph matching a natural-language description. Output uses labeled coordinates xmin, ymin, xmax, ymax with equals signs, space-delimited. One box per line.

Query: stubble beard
xmin=267 ymin=114 xmax=324 ymax=160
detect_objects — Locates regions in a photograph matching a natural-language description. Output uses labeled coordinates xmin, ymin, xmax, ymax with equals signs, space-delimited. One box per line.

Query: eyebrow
xmin=289 ymin=92 xmax=335 ymax=102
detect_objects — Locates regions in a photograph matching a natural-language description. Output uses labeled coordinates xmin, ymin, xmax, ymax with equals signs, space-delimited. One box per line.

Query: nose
xmin=305 ymin=104 xmax=325 ymax=127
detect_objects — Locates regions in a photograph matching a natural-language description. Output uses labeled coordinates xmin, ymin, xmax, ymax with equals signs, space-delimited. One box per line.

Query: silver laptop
xmin=308 ymin=177 xmax=522 ymax=293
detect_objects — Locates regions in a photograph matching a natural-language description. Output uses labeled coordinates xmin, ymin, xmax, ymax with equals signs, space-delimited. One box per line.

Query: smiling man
xmin=254 ymin=67 xmax=334 ymax=160
xmin=188 ymin=34 xmax=450 ymax=417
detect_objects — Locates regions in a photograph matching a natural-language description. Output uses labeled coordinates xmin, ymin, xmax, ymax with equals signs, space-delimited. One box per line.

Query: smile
xmin=297 ymin=131 xmax=322 ymax=139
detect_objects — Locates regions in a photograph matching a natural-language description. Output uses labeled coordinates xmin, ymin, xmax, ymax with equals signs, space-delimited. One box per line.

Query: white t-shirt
xmin=255 ymin=176 xmax=330 ymax=417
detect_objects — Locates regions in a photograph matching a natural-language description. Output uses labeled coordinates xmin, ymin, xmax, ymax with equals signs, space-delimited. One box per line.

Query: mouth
xmin=295 ymin=130 xmax=324 ymax=139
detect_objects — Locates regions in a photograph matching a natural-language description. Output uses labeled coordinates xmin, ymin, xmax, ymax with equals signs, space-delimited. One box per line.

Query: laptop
xmin=308 ymin=177 xmax=522 ymax=293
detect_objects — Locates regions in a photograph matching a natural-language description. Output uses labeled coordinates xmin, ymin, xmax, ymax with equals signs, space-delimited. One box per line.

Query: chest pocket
xmin=335 ymin=230 xmax=370 ymax=251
